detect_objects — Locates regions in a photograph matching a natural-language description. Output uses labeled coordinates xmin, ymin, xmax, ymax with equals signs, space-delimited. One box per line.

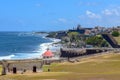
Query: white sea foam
xmin=35 ymin=38 xmax=61 ymax=58
xmin=17 ymin=38 xmax=61 ymax=59
xmin=0 ymin=36 xmax=61 ymax=60
xmin=37 ymin=38 xmax=61 ymax=54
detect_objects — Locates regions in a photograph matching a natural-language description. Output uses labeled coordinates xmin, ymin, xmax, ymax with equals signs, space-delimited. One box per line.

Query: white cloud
xmin=51 ymin=18 xmax=67 ymax=24
xmin=86 ymin=10 xmax=101 ymax=19
xmin=78 ymin=2 xmax=99 ymax=6
xmin=35 ymin=3 xmax=41 ymax=7
xmin=85 ymin=2 xmax=98 ymax=6
xmin=102 ymin=9 xmax=113 ymax=15
xmin=102 ymin=9 xmax=120 ymax=16
xmin=58 ymin=18 xmax=67 ymax=23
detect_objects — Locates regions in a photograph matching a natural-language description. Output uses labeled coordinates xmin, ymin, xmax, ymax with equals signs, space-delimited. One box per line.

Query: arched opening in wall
xmin=33 ymin=66 xmax=37 ymax=72
xmin=13 ymin=67 xmax=17 ymax=74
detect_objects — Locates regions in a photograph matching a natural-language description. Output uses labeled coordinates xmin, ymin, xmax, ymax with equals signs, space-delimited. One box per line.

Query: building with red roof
xmin=42 ymin=49 xmax=54 ymax=58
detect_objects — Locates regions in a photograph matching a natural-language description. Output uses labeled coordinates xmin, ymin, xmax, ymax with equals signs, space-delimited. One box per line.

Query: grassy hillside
xmin=114 ymin=36 xmax=120 ymax=44
xmin=0 ymin=65 xmax=2 ymax=73
xmin=1 ymin=53 xmax=120 ymax=80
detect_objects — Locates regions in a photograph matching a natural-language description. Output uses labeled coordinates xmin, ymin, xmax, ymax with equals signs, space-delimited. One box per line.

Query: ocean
xmin=0 ymin=32 xmax=60 ymax=60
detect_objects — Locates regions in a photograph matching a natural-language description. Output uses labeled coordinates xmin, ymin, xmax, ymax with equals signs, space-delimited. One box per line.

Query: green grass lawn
xmin=114 ymin=36 xmax=120 ymax=44
xmin=1 ymin=53 xmax=120 ymax=80
xmin=0 ymin=65 xmax=2 ymax=71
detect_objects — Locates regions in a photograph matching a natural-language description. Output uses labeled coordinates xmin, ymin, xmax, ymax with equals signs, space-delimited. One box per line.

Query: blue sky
xmin=0 ymin=0 xmax=120 ymax=31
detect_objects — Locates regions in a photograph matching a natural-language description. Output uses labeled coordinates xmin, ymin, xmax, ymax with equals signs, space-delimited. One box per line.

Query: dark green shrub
xmin=112 ymin=31 xmax=120 ymax=37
